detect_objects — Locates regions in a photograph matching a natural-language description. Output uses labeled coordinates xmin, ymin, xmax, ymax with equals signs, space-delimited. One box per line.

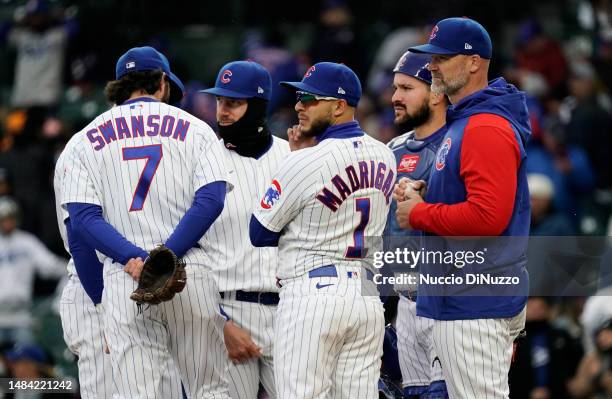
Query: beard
xmin=302 ymin=113 xmax=332 ymax=138
xmin=394 ymin=97 xmax=431 ymax=132
xmin=431 ymin=71 xmax=468 ymax=97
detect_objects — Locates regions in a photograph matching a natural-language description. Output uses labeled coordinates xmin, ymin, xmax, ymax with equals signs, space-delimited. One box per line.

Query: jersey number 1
xmin=346 ymin=198 xmax=371 ymax=258
xmin=122 ymin=144 xmax=163 ymax=211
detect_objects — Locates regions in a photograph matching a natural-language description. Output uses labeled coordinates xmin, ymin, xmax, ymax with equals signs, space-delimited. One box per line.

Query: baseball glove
xmin=130 ymin=245 xmax=187 ymax=305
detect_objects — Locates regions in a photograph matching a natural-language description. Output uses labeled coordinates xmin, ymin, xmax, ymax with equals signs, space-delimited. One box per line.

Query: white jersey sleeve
xmin=253 ymin=148 xmax=320 ymax=233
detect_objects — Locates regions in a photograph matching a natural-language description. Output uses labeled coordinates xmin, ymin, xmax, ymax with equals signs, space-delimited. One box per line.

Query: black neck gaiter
xmin=217 ymin=98 xmax=272 ymax=158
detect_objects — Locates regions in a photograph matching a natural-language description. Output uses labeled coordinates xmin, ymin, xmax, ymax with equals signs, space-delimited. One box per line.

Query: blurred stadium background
xmin=0 ymin=0 xmax=611 ymax=397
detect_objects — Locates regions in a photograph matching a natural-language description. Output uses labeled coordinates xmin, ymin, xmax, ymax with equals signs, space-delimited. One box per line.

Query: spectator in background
xmin=309 ymin=0 xmax=364 ymax=77
xmin=0 ymin=197 xmax=65 ymax=346
xmin=525 ymin=121 xmax=595 ymax=218
xmin=510 ymin=297 xmax=583 ymax=399
xmin=1 ymin=0 xmax=77 ymax=147
xmin=528 ymin=173 xmax=577 ymax=235
xmin=561 ymin=61 xmax=612 ymax=194
xmin=3 ymin=344 xmax=60 ymax=398
xmin=514 ymin=19 xmax=569 ymax=98
xmin=244 ymin=27 xmax=303 ymax=137
xmin=568 ymin=318 xmax=612 ymax=398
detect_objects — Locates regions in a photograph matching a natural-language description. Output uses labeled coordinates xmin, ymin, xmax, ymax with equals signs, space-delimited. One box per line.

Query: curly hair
xmin=104 ymin=69 xmax=165 ymax=105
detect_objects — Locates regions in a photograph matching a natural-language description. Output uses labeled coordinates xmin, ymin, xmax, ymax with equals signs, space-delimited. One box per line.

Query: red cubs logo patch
xmin=261 ymin=179 xmax=282 ymax=209
xmin=304 ymin=65 xmax=316 ymax=78
xmin=435 ymin=138 xmax=452 ymax=171
xmin=398 ymin=154 xmax=420 ymax=173
xmin=221 ymin=69 xmax=232 ymax=83
xmin=430 ymin=25 xmax=439 ymax=40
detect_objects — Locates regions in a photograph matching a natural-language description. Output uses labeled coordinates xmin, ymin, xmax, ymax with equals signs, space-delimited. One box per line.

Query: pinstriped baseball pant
xmin=103 ymin=265 xmax=231 ymax=399
xmin=431 ymin=307 xmax=526 ymax=399
xmin=274 ymin=269 xmax=384 ymax=399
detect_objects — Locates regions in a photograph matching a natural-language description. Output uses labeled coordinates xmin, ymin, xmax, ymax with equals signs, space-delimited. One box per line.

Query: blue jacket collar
xmin=446 ymin=78 xmax=531 ymax=144
xmin=122 ymin=96 xmax=160 ymax=105
xmin=316 ymin=120 xmax=365 ymax=142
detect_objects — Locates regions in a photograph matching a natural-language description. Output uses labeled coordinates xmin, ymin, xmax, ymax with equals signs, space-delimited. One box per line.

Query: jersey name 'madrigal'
xmin=316 ymin=160 xmax=395 ymax=212
xmin=86 ymin=115 xmax=190 ymax=151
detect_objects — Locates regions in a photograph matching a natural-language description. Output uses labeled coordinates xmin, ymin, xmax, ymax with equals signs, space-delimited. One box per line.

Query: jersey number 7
xmin=122 ymin=144 xmax=163 ymax=212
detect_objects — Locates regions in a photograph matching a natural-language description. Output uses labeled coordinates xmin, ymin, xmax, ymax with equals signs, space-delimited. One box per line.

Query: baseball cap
xmin=393 ymin=51 xmax=433 ymax=84
xmin=280 ymin=62 xmax=362 ymax=107
xmin=5 ymin=344 xmax=47 ymax=364
xmin=409 ymin=17 xmax=492 ymax=59
xmin=200 ymin=61 xmax=272 ymax=101
xmin=115 ymin=46 xmax=185 ymax=105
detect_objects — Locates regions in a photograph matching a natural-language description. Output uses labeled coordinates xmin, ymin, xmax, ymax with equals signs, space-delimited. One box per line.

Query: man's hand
xmin=396 ymin=189 xmax=424 ymax=230
xmin=288 ymin=124 xmax=316 ymax=151
xmin=223 ymin=320 xmax=262 ymax=364
xmin=124 ymin=257 xmax=144 ymax=281
xmin=393 ymin=177 xmax=427 ymax=202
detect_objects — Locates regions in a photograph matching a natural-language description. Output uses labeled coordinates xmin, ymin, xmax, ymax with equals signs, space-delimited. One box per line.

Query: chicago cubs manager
xmin=396 ymin=17 xmax=531 ymax=398
xmin=200 ymin=60 xmax=290 ymax=398
xmin=250 ymin=62 xmax=397 ymax=399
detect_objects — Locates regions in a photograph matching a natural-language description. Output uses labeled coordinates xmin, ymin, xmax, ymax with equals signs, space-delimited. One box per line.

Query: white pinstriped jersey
xmin=205 ymin=136 xmax=290 ymax=292
xmin=54 ymin=133 xmax=83 ymax=275
xmin=60 ymin=98 xmax=230 ymax=264
xmin=254 ymin=133 xmax=396 ymax=279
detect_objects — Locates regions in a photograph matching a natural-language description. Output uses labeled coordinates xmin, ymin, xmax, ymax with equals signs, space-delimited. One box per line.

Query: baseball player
xmin=54 ymin=134 xmax=121 ymax=398
xmin=61 ymin=46 xmax=232 ymax=399
xmin=0 ymin=196 xmax=66 ymax=345
xmin=385 ymin=51 xmax=448 ymax=399
xmin=250 ymin=62 xmax=397 ymax=399
xmin=397 ymin=18 xmax=530 ymax=398
xmin=199 ymin=60 xmax=290 ymax=398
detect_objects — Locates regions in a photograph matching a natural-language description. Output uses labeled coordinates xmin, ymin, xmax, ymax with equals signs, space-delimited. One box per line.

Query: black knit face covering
xmin=217 ymin=98 xmax=272 ymax=158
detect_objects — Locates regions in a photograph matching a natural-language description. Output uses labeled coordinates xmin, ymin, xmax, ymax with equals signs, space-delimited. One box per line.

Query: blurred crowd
xmin=0 ymin=0 xmax=611 ymax=397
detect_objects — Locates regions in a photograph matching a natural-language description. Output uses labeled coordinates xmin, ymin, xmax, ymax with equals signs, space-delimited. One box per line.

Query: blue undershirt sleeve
xmin=164 ymin=181 xmax=226 ymax=258
xmin=249 ymin=215 xmax=281 ymax=247
xmin=67 ymin=203 xmax=148 ymax=265
xmin=65 ymin=218 xmax=104 ymax=305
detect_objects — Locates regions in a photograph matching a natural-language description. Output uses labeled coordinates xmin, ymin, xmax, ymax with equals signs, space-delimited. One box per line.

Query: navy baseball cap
xmin=280 ymin=62 xmax=362 ymax=107
xmin=200 ymin=61 xmax=272 ymax=101
xmin=409 ymin=17 xmax=492 ymax=59
xmin=5 ymin=344 xmax=47 ymax=364
xmin=393 ymin=52 xmax=432 ymax=84
xmin=115 ymin=46 xmax=185 ymax=105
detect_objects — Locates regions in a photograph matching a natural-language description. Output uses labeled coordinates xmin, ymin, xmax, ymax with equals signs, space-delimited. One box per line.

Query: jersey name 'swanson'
xmin=86 ymin=113 xmax=191 ymax=151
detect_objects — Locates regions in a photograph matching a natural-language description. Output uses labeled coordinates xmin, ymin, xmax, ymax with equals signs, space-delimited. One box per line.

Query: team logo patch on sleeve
xmin=435 ymin=138 xmax=452 ymax=171
xmin=261 ymin=179 xmax=282 ymax=209
xmin=398 ymin=154 xmax=420 ymax=173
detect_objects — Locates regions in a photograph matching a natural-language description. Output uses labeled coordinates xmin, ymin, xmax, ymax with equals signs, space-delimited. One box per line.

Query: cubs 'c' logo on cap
xmin=221 ymin=69 xmax=232 ymax=83
xmin=430 ymin=25 xmax=439 ymax=40
xmin=261 ymin=179 xmax=282 ymax=209
xmin=398 ymin=154 xmax=420 ymax=173
xmin=435 ymin=138 xmax=452 ymax=171
xmin=304 ymin=65 xmax=316 ymax=78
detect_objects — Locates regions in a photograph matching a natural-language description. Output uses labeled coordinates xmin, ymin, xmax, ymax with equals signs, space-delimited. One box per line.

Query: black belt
xmin=220 ymin=290 xmax=279 ymax=306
